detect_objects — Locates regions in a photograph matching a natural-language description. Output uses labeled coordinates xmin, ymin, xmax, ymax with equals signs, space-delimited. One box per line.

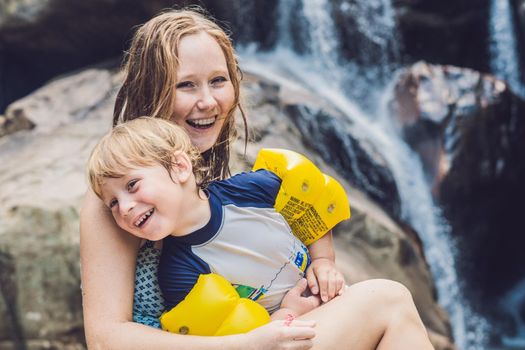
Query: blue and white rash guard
xmin=158 ymin=169 xmax=311 ymax=313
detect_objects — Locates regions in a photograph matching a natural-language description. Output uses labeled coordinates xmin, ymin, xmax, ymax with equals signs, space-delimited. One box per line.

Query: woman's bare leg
xmin=298 ymin=279 xmax=434 ymax=350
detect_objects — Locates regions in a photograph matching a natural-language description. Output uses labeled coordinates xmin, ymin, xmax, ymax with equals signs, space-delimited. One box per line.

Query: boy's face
xmin=100 ymin=164 xmax=187 ymax=241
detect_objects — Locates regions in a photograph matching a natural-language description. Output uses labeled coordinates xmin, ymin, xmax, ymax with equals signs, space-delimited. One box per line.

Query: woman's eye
xmin=176 ymin=81 xmax=194 ymax=89
xmin=108 ymin=199 xmax=118 ymax=209
xmin=211 ymin=76 xmax=227 ymax=86
xmin=127 ymin=179 xmax=139 ymax=192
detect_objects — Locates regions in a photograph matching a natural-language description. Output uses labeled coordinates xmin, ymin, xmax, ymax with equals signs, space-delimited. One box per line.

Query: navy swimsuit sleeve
xmin=209 ymin=169 xmax=282 ymax=208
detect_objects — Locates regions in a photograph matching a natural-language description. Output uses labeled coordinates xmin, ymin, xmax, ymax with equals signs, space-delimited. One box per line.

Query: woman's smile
xmin=186 ymin=116 xmax=218 ymax=129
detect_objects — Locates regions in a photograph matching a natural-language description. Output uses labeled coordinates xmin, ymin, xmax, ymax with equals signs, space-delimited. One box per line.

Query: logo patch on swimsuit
xmin=234 ymin=284 xmax=267 ymax=301
xmin=293 ymin=244 xmax=311 ymax=272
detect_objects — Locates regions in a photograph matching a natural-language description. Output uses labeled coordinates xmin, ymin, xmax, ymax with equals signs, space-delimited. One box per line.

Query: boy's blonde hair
xmin=87 ymin=117 xmax=205 ymax=199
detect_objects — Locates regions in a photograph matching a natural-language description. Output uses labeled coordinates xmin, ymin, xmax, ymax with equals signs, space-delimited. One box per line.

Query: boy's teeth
xmin=135 ymin=209 xmax=153 ymax=227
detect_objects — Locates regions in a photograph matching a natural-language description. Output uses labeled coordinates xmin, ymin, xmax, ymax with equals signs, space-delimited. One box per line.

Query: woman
xmin=80 ymin=8 xmax=435 ymax=350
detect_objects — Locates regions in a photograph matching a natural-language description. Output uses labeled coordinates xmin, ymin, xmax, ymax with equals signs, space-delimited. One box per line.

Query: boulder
xmin=0 ymin=0 xmax=277 ymax=113
xmin=0 ymin=69 xmax=118 ymax=348
xmin=390 ymin=61 xmax=525 ymax=315
xmin=0 ymin=0 xmax=162 ymax=112
xmin=394 ymin=0 xmax=491 ymax=71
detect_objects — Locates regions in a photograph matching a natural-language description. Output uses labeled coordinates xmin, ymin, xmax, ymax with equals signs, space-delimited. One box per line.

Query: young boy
xmin=87 ymin=117 xmax=345 ymax=318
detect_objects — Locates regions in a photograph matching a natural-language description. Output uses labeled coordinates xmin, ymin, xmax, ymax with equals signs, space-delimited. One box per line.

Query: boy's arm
xmin=306 ymin=231 xmax=345 ymax=302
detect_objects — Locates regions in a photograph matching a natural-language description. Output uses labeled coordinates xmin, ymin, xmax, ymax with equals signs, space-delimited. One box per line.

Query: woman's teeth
xmin=135 ymin=208 xmax=154 ymax=227
xmin=186 ymin=117 xmax=216 ymax=129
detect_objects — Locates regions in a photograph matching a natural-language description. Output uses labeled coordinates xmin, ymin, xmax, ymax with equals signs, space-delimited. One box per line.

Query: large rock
xmin=394 ymin=0 xmax=491 ymax=72
xmin=0 ymin=0 xmax=158 ymax=112
xmin=390 ymin=61 xmax=525 ymax=317
xmin=0 ymin=69 xmax=117 ymax=348
xmin=0 ymin=0 xmax=276 ymax=113
xmin=0 ymin=66 xmax=454 ymax=349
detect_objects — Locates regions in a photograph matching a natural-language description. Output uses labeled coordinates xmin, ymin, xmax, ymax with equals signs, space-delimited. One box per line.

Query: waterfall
xmin=489 ymin=0 xmax=525 ymax=98
xmin=501 ymin=278 xmax=525 ymax=348
xmin=276 ymin=0 xmax=400 ymax=110
xmin=240 ymin=0 xmax=491 ymax=348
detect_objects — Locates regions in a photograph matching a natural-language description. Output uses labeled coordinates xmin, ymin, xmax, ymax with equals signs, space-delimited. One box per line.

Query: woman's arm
xmin=80 ymin=189 xmax=315 ymax=350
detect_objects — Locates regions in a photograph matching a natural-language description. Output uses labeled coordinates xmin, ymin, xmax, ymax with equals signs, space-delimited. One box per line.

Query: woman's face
xmin=171 ymin=32 xmax=235 ymax=152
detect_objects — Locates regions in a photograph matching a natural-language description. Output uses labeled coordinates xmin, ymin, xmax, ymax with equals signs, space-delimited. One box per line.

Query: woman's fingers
xmin=287 ymin=339 xmax=314 ymax=349
xmin=282 ymin=322 xmax=316 ymax=340
xmin=281 ymin=326 xmax=315 ymax=350
xmin=281 ymin=319 xmax=316 ymax=328
xmin=250 ymin=320 xmax=316 ymax=350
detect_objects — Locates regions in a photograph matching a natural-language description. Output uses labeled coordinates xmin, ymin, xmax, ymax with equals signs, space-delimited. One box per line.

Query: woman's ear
xmin=171 ymin=151 xmax=193 ymax=184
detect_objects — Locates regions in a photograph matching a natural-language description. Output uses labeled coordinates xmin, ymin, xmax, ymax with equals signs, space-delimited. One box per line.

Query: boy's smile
xmin=100 ymin=162 xmax=210 ymax=241
xmin=134 ymin=208 xmax=154 ymax=228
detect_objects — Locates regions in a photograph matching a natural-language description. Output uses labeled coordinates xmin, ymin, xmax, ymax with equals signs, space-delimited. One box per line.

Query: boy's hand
xmin=306 ymin=257 xmax=345 ymax=303
xmin=278 ymin=279 xmax=321 ymax=318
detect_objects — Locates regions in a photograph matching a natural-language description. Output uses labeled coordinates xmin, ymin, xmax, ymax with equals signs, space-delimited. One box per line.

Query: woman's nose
xmin=196 ymin=87 xmax=217 ymax=111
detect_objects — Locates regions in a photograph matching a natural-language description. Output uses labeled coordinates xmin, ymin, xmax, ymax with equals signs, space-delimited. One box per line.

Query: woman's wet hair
xmin=113 ymin=7 xmax=247 ymax=181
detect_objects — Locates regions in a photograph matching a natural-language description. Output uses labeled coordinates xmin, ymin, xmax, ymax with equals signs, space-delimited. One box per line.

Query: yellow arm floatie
xmin=253 ymin=148 xmax=351 ymax=245
xmin=160 ymin=274 xmax=270 ymax=336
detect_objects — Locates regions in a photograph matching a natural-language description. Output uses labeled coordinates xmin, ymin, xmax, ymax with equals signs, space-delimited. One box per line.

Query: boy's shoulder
xmin=207 ymin=169 xmax=282 ymax=208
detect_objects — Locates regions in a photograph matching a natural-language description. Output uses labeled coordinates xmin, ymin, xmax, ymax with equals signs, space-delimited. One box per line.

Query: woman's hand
xmin=242 ymin=319 xmax=316 ymax=350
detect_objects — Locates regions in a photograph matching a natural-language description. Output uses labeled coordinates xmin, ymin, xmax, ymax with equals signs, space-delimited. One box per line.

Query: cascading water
xmin=500 ymin=278 xmax=525 ymax=348
xmin=239 ymin=0 xmax=491 ymax=348
xmin=489 ymin=2 xmax=525 ymax=346
xmin=489 ymin=0 xmax=525 ymax=98
xmin=276 ymin=0 xmax=400 ymax=110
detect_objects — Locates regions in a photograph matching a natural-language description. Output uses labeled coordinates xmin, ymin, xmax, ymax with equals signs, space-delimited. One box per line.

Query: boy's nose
xmin=119 ymin=199 xmax=135 ymax=217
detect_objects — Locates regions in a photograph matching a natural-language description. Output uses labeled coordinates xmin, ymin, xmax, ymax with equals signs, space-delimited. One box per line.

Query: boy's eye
xmin=108 ymin=199 xmax=118 ymax=209
xmin=127 ymin=179 xmax=138 ymax=191
xmin=176 ymin=81 xmax=194 ymax=89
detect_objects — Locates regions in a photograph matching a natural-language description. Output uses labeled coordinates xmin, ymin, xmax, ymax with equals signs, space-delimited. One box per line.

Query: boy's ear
xmin=171 ymin=151 xmax=193 ymax=183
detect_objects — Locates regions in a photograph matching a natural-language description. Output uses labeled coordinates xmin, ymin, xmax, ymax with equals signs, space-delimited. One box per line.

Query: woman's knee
xmin=345 ymin=279 xmax=415 ymax=311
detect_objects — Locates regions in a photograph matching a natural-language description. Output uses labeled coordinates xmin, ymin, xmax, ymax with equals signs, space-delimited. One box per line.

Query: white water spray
xmin=489 ymin=0 xmax=525 ymax=98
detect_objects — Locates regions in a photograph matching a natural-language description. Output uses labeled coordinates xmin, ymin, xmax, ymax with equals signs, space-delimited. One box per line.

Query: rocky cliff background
xmin=1 ymin=1 xmax=524 ymax=350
